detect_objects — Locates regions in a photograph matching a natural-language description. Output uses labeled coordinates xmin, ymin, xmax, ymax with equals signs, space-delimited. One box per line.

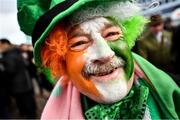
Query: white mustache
xmin=83 ymin=56 xmax=125 ymax=77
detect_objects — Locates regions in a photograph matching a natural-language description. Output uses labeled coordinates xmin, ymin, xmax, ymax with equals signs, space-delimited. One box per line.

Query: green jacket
xmin=133 ymin=53 xmax=180 ymax=119
xmin=136 ymin=30 xmax=173 ymax=71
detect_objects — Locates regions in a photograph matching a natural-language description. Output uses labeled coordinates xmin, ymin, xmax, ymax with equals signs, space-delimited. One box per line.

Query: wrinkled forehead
xmin=67 ymin=17 xmax=113 ymax=36
xmin=80 ymin=17 xmax=111 ymax=33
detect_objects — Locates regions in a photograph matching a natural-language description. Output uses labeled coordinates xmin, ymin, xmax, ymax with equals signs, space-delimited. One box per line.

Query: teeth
xmin=93 ymin=68 xmax=116 ymax=76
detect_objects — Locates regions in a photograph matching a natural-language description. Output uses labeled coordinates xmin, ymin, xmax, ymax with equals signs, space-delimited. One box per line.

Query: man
xmin=136 ymin=14 xmax=174 ymax=73
xmin=2 ymin=46 xmax=37 ymax=118
xmin=0 ymin=39 xmax=12 ymax=118
xmin=17 ymin=0 xmax=180 ymax=119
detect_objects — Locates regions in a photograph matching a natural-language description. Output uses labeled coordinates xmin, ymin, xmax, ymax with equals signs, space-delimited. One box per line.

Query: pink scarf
xmin=41 ymin=79 xmax=84 ymax=119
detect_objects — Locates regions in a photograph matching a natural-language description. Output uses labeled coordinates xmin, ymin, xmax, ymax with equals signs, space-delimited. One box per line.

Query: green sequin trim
xmin=85 ymin=85 xmax=149 ymax=120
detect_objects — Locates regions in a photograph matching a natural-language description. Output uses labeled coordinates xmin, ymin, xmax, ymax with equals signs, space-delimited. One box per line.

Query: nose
xmin=91 ymin=38 xmax=115 ymax=64
xmin=92 ymin=55 xmax=114 ymax=64
xmin=89 ymin=33 xmax=115 ymax=64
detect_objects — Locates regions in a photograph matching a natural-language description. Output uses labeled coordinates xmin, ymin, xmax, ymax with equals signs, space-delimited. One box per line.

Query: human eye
xmin=69 ymin=36 xmax=90 ymax=51
xmin=102 ymin=26 xmax=123 ymax=41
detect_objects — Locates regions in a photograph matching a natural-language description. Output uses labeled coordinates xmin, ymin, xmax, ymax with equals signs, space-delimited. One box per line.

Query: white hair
xmin=67 ymin=1 xmax=141 ymax=26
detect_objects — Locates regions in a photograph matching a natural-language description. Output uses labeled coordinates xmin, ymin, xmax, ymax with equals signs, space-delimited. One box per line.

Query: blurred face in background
xmin=0 ymin=42 xmax=11 ymax=53
xmin=20 ymin=44 xmax=29 ymax=51
xmin=149 ymin=23 xmax=164 ymax=34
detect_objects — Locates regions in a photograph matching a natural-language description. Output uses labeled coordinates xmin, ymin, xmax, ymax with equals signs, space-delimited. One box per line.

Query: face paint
xmin=66 ymin=50 xmax=101 ymax=101
xmin=108 ymin=39 xmax=134 ymax=80
xmin=106 ymin=17 xmax=134 ymax=79
xmin=65 ymin=17 xmax=134 ymax=103
xmin=80 ymin=18 xmax=115 ymax=65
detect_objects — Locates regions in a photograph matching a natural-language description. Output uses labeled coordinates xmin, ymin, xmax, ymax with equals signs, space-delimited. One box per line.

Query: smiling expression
xmin=65 ymin=17 xmax=134 ymax=103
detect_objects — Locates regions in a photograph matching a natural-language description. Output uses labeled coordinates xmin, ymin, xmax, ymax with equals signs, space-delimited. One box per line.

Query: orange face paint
xmin=65 ymin=50 xmax=100 ymax=99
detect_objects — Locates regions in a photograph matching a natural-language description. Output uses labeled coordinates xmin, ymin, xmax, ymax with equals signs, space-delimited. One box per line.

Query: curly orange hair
xmin=41 ymin=23 xmax=68 ymax=79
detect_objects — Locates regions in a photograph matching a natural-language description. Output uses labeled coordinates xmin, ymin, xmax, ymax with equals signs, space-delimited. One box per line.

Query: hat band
xmin=32 ymin=0 xmax=78 ymax=46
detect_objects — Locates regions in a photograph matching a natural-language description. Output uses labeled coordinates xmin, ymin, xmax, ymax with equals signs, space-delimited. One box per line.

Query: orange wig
xmin=41 ymin=24 xmax=68 ymax=79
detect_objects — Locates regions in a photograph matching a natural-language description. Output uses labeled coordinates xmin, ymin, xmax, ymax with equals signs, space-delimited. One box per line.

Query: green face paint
xmin=106 ymin=17 xmax=134 ymax=79
xmin=106 ymin=16 xmax=147 ymax=80
xmin=108 ymin=39 xmax=134 ymax=80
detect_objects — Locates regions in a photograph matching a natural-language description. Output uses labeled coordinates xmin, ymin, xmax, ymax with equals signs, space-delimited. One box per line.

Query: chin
xmin=88 ymin=68 xmax=134 ymax=104
xmin=92 ymin=77 xmax=129 ymax=104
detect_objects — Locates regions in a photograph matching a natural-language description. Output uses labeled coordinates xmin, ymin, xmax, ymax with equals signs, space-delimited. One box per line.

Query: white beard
xmin=92 ymin=70 xmax=129 ymax=103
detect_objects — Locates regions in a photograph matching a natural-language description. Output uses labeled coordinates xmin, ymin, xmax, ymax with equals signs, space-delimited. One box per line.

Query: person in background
xmin=0 ymin=39 xmax=12 ymax=118
xmin=19 ymin=44 xmax=39 ymax=83
xmin=3 ymin=45 xmax=37 ymax=118
xmin=136 ymin=14 xmax=174 ymax=73
xmin=19 ymin=44 xmax=53 ymax=96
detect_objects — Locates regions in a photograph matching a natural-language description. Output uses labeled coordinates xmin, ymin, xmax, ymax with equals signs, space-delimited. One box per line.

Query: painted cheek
xmin=108 ymin=40 xmax=134 ymax=80
xmin=65 ymin=51 xmax=100 ymax=97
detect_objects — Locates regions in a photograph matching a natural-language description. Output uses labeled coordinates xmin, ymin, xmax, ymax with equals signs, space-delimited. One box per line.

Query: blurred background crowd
xmin=0 ymin=0 xmax=180 ymax=119
xmin=0 ymin=41 xmax=53 ymax=118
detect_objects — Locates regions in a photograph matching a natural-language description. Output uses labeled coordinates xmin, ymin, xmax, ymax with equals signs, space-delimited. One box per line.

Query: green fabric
xmin=133 ymin=52 xmax=180 ymax=119
xmin=84 ymin=85 xmax=149 ymax=120
xmin=147 ymin=93 xmax=161 ymax=119
xmin=138 ymin=78 xmax=161 ymax=119
xmin=41 ymin=68 xmax=55 ymax=84
xmin=17 ymin=0 xmax=52 ymax=35
xmin=50 ymin=0 xmax=66 ymax=9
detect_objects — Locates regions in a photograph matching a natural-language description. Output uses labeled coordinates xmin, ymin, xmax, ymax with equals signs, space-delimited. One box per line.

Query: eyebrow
xmin=67 ymin=25 xmax=88 ymax=40
xmin=67 ymin=23 xmax=117 ymax=40
xmin=101 ymin=23 xmax=119 ymax=32
xmin=69 ymin=32 xmax=88 ymax=40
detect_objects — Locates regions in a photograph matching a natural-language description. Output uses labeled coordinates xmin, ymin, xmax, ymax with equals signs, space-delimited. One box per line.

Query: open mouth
xmin=90 ymin=67 xmax=123 ymax=81
xmin=89 ymin=66 xmax=119 ymax=76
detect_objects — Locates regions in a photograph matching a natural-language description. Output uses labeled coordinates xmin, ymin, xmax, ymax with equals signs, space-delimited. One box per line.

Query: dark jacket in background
xmin=0 ymin=55 xmax=11 ymax=118
xmin=3 ymin=48 xmax=33 ymax=94
xmin=172 ymin=25 xmax=180 ymax=74
xmin=2 ymin=48 xmax=37 ymax=118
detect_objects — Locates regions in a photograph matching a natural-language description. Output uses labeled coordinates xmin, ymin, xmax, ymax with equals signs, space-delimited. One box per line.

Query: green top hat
xmin=17 ymin=0 xmax=147 ymax=83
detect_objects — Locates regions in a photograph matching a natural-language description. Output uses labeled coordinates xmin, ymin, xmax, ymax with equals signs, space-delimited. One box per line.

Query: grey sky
xmin=0 ymin=0 xmax=29 ymax=45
